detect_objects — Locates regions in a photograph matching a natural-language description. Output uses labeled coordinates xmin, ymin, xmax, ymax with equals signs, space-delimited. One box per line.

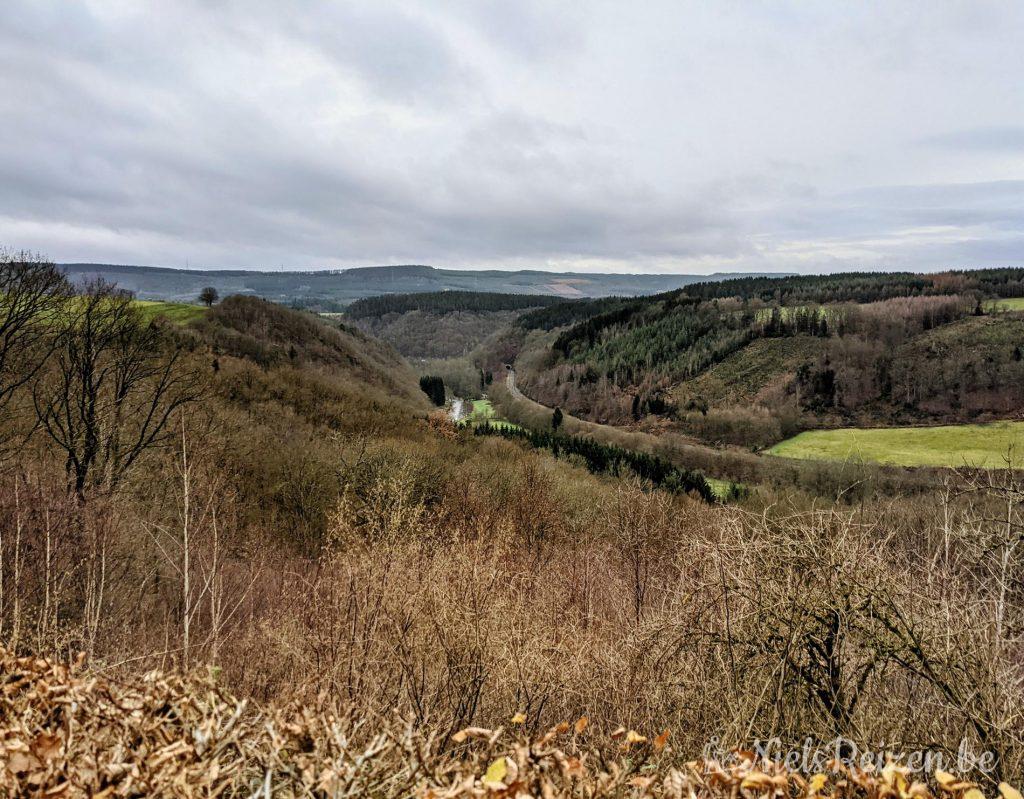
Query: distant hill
xmin=59 ymin=262 xmax=790 ymax=307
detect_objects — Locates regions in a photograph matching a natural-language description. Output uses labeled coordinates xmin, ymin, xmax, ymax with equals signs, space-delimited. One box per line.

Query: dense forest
xmin=346 ymin=290 xmax=565 ymax=318
xmin=345 ymin=291 xmax=569 ymax=361
xmin=516 ymin=295 xmax=633 ymax=330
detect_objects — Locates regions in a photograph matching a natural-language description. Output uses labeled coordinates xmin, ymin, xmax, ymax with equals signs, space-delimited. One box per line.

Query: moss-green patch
xmin=993 ymin=297 xmax=1024 ymax=311
xmin=135 ymin=301 xmax=207 ymax=324
xmin=471 ymin=398 xmax=494 ymax=418
xmin=706 ymin=476 xmax=746 ymax=501
xmin=460 ymin=397 xmax=524 ymax=432
xmin=767 ymin=420 xmax=1024 ymax=469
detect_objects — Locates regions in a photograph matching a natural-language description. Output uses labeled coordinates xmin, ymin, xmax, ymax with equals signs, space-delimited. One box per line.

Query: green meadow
xmin=135 ymin=300 xmax=207 ymax=324
xmin=994 ymin=297 xmax=1024 ymax=311
xmin=460 ymin=397 xmax=523 ymax=432
xmin=768 ymin=420 xmax=1024 ymax=468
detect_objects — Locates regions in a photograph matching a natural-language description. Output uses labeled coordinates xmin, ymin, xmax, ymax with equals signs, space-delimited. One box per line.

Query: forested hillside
xmin=345 ymin=290 xmax=565 ymax=318
xmin=346 ymin=290 xmax=563 ymax=360
xmin=513 ymin=269 xmax=1024 ymax=439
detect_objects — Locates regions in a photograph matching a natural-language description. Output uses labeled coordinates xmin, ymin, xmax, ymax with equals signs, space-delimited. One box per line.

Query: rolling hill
xmin=509 ymin=268 xmax=1024 ymax=441
xmin=59 ymin=262 xmax=789 ymax=307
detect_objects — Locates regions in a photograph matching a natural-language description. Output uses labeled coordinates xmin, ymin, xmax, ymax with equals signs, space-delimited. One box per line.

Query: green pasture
xmin=135 ymin=300 xmax=207 ymax=324
xmin=768 ymin=420 xmax=1024 ymax=469
xmin=993 ymin=297 xmax=1024 ymax=312
xmin=460 ymin=397 xmax=523 ymax=432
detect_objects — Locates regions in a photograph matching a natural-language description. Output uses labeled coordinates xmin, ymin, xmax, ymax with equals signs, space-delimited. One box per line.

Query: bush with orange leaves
xmin=2 ymin=646 xmax=1023 ymax=799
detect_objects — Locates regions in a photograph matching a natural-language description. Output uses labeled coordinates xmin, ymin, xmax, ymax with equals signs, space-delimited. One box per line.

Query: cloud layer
xmin=2 ymin=0 xmax=1023 ymax=273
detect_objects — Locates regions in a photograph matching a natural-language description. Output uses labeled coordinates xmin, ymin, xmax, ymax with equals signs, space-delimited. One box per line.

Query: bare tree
xmin=199 ymin=287 xmax=219 ymax=307
xmin=0 ymin=250 xmax=70 ymax=455
xmin=34 ymin=280 xmax=202 ymax=499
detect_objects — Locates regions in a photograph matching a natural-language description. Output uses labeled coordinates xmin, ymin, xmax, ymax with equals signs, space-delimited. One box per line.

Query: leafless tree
xmin=0 ymin=250 xmax=70 ymax=455
xmin=34 ymin=280 xmax=202 ymax=499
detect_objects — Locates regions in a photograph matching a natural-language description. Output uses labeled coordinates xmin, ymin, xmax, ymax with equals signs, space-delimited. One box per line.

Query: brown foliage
xmin=4 ymin=645 xmax=1021 ymax=798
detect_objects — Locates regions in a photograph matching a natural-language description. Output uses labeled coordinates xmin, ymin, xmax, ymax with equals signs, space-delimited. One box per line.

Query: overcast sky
xmin=2 ymin=1 xmax=1023 ymax=273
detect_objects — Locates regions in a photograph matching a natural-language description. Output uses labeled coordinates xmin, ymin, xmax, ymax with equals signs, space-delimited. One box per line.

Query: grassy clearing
xmin=135 ymin=300 xmax=207 ymax=324
xmin=768 ymin=420 xmax=1024 ymax=468
xmin=460 ymin=397 xmax=523 ymax=432
xmin=706 ymin=476 xmax=745 ymax=501
xmin=994 ymin=297 xmax=1024 ymax=311
xmin=471 ymin=398 xmax=493 ymax=418
xmin=672 ymin=336 xmax=825 ymax=407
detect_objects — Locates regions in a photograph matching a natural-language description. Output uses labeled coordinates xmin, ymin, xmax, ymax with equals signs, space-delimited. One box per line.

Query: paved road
xmin=449 ymin=397 xmax=465 ymax=421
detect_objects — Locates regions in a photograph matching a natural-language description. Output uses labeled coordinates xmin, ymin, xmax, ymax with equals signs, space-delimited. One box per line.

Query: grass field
xmin=470 ymin=399 xmax=493 ymax=418
xmin=135 ymin=300 xmax=207 ymax=324
xmin=460 ymin=398 xmax=523 ymax=432
xmin=768 ymin=420 xmax=1024 ymax=468
xmin=706 ymin=476 xmax=746 ymax=501
xmin=994 ymin=297 xmax=1024 ymax=311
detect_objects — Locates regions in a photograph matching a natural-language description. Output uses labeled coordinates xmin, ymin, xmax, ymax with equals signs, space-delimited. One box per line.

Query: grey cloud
xmin=1 ymin=1 xmax=1023 ymax=273
xmin=921 ymin=127 xmax=1024 ymax=153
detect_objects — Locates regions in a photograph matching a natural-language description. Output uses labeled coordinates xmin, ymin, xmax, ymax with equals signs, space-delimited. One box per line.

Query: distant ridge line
xmin=60 ymin=262 xmax=792 ymax=279
xmin=56 ymin=262 xmax=797 ymax=307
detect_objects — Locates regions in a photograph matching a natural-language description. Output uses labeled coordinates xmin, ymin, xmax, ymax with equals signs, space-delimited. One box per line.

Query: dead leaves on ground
xmin=2 ymin=646 xmax=1021 ymax=798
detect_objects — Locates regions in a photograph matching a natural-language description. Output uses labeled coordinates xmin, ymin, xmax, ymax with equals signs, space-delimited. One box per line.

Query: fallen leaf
xmin=936 ymin=771 xmax=957 ymax=789
xmin=483 ymin=757 xmax=508 ymax=788
xmin=625 ymin=730 xmax=646 ymax=744
xmin=32 ymin=733 xmax=62 ymax=763
xmin=6 ymin=751 xmax=40 ymax=775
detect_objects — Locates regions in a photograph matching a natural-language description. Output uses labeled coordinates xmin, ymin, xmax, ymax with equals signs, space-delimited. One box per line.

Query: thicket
xmin=353 ymin=308 xmax=522 ymax=359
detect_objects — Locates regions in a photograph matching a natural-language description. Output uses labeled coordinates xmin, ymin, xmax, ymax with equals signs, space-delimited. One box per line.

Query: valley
xmin=8 ymin=5 xmax=1024 ymax=793
xmin=5 ymin=254 xmax=1024 ymax=790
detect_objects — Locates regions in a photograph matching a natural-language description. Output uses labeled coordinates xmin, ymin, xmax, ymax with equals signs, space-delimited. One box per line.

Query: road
xmin=506 ymin=367 xmax=526 ymax=401
xmin=449 ymin=397 xmax=466 ymax=422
